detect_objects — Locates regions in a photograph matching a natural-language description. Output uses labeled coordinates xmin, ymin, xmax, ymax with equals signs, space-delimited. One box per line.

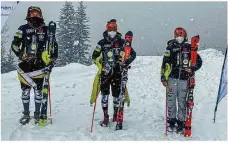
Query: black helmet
xmin=26 ymin=6 xmax=43 ymax=20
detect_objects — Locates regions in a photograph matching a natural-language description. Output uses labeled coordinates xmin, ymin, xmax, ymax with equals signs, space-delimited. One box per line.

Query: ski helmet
xmin=174 ymin=27 xmax=187 ymax=38
xmin=26 ymin=6 xmax=43 ymax=20
xmin=106 ymin=19 xmax=117 ymax=32
xmin=174 ymin=27 xmax=187 ymax=43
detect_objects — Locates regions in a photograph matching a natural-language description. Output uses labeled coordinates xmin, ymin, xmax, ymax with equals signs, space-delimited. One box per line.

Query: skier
xmin=11 ymin=6 xmax=58 ymax=125
xmin=160 ymin=27 xmax=202 ymax=134
xmin=91 ymin=19 xmax=136 ymax=127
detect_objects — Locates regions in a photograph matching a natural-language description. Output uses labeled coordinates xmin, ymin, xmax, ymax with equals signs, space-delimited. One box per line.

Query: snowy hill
xmin=1 ymin=49 xmax=227 ymax=141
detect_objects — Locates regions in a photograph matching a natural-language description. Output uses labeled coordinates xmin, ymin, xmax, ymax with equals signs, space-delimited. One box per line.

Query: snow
xmin=73 ymin=40 xmax=79 ymax=46
xmin=1 ymin=49 xmax=227 ymax=141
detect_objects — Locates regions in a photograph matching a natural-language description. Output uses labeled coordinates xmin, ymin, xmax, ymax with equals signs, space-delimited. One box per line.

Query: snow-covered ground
xmin=1 ymin=49 xmax=227 ymax=141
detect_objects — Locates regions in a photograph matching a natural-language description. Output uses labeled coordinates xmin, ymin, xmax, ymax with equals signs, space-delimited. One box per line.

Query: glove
xmin=19 ymin=53 xmax=28 ymax=61
xmin=44 ymin=63 xmax=54 ymax=73
xmin=185 ymin=67 xmax=194 ymax=74
xmin=161 ymin=76 xmax=167 ymax=87
xmin=162 ymin=81 xmax=167 ymax=87
xmin=185 ymin=68 xmax=192 ymax=73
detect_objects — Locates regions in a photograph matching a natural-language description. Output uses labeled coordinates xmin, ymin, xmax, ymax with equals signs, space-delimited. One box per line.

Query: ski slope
xmin=1 ymin=49 xmax=227 ymax=141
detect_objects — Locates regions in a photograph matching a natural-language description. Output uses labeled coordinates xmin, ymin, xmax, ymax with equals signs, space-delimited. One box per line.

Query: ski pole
xmin=90 ymin=91 xmax=98 ymax=133
xmin=165 ymin=86 xmax=168 ymax=136
xmin=48 ymin=83 xmax=52 ymax=124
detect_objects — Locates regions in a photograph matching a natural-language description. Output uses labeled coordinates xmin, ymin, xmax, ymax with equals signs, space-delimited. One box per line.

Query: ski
xmin=115 ymin=31 xmax=133 ymax=130
xmin=40 ymin=21 xmax=56 ymax=126
xmin=47 ymin=21 xmax=57 ymax=56
xmin=184 ymin=35 xmax=200 ymax=137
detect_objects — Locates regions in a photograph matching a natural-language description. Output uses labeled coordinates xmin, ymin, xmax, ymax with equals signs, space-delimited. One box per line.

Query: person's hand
xmin=19 ymin=53 xmax=28 ymax=61
xmin=185 ymin=68 xmax=192 ymax=73
xmin=161 ymin=76 xmax=167 ymax=87
xmin=162 ymin=81 xmax=167 ymax=87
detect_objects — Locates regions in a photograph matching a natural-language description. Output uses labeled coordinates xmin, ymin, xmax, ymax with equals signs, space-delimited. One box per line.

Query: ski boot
xmin=167 ymin=118 xmax=176 ymax=132
xmin=176 ymin=120 xmax=185 ymax=134
xmin=20 ymin=111 xmax=30 ymax=125
xmin=116 ymin=122 xmax=123 ymax=130
xmin=38 ymin=114 xmax=47 ymax=127
xmin=116 ymin=108 xmax=124 ymax=130
xmin=100 ymin=115 xmax=109 ymax=127
xmin=34 ymin=111 xmax=40 ymax=124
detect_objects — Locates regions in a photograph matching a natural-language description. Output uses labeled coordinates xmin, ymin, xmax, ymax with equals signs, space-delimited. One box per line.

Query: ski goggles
xmin=28 ymin=9 xmax=42 ymax=18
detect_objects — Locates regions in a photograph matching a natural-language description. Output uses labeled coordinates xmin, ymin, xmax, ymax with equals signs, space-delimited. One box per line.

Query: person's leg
xmin=177 ymin=79 xmax=188 ymax=133
xmin=167 ymin=77 xmax=178 ymax=131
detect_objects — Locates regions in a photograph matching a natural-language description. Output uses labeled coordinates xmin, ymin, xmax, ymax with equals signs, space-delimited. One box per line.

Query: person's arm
xmin=11 ymin=26 xmax=24 ymax=58
xmin=161 ymin=45 xmax=172 ymax=83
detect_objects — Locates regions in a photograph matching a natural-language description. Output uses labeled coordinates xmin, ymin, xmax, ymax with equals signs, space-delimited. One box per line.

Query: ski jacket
xmin=161 ymin=39 xmax=202 ymax=81
xmin=92 ymin=31 xmax=126 ymax=74
xmin=11 ymin=23 xmax=58 ymax=73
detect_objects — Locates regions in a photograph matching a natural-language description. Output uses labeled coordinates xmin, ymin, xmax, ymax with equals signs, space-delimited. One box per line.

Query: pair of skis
xmin=39 ymin=21 xmax=56 ymax=126
xmin=184 ymin=35 xmax=200 ymax=137
xmin=165 ymin=35 xmax=200 ymax=137
xmin=115 ymin=31 xmax=133 ymax=130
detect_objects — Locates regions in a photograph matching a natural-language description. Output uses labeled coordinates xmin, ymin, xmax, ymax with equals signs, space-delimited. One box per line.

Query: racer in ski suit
xmin=11 ymin=6 xmax=58 ymax=125
xmin=161 ymin=27 xmax=202 ymax=133
xmin=92 ymin=19 xmax=136 ymax=126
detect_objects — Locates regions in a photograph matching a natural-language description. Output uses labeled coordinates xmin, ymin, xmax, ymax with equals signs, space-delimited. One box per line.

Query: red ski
xmin=184 ymin=35 xmax=200 ymax=137
xmin=116 ymin=31 xmax=133 ymax=130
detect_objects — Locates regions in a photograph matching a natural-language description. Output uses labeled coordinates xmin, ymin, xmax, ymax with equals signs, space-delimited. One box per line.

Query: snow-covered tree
xmin=57 ymin=1 xmax=78 ymax=66
xmin=75 ymin=1 xmax=91 ymax=65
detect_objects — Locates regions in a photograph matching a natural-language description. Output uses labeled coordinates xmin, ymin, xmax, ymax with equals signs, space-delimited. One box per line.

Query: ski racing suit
xmin=161 ymin=39 xmax=202 ymax=130
xmin=92 ymin=31 xmax=128 ymax=119
xmin=11 ymin=22 xmax=58 ymax=120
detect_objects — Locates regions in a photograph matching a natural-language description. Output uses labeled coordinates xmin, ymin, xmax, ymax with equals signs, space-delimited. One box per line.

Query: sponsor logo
xmin=104 ymin=44 xmax=111 ymax=48
xmin=26 ymin=29 xmax=35 ymax=34
xmin=172 ymin=47 xmax=180 ymax=52
xmin=183 ymin=59 xmax=189 ymax=64
xmin=107 ymin=51 xmax=113 ymax=57
xmin=39 ymin=34 xmax=44 ymax=40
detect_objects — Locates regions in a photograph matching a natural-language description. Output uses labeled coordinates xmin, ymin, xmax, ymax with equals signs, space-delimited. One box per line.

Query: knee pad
xmin=101 ymin=94 xmax=109 ymax=107
xmin=34 ymin=88 xmax=42 ymax=103
xmin=21 ymin=88 xmax=31 ymax=103
xmin=113 ymin=97 xmax=120 ymax=107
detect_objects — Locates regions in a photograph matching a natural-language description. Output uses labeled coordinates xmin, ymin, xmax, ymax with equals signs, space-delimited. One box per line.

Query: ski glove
xmin=19 ymin=53 xmax=28 ymax=61
xmin=162 ymin=81 xmax=167 ymax=87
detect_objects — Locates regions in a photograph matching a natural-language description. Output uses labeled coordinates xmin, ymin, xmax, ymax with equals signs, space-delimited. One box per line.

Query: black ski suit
xmin=11 ymin=22 xmax=58 ymax=116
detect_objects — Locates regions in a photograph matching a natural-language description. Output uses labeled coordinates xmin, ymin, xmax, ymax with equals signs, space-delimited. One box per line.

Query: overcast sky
xmin=2 ymin=1 xmax=227 ymax=55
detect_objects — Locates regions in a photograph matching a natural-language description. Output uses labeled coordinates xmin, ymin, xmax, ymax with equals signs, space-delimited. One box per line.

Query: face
xmin=175 ymin=36 xmax=184 ymax=44
xmin=107 ymin=31 xmax=117 ymax=38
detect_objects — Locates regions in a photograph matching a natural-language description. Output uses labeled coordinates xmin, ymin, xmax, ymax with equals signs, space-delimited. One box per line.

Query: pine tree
xmin=57 ymin=1 xmax=78 ymax=66
xmin=75 ymin=1 xmax=91 ymax=65
xmin=1 ymin=24 xmax=16 ymax=73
